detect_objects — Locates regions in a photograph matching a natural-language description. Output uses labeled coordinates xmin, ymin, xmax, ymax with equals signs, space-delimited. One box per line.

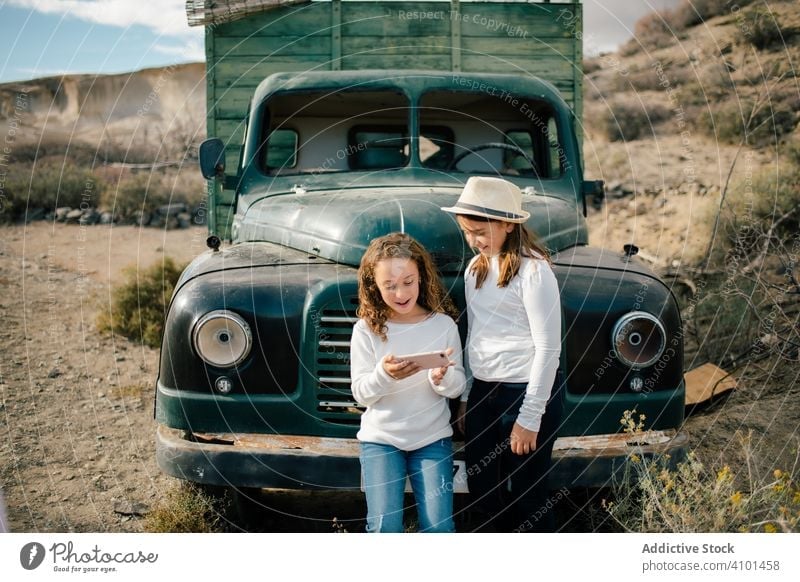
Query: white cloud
xmin=8 ymin=0 xmax=200 ymax=39
xmin=154 ymin=39 xmax=205 ymax=61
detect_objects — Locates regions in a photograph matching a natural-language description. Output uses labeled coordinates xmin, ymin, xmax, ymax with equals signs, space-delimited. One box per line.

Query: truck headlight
xmin=612 ymin=311 xmax=666 ymax=369
xmin=192 ymin=310 xmax=252 ymax=368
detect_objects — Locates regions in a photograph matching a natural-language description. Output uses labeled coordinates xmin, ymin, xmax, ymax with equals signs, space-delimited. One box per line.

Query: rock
xmin=99 ymin=212 xmax=114 ymax=224
xmin=48 ymin=368 xmax=62 ymax=378
xmin=79 ymin=209 xmax=100 ymax=225
xmin=148 ymin=213 xmax=166 ymax=228
xmin=65 ymin=209 xmax=83 ymax=223
xmin=55 ymin=207 xmax=72 ymax=221
xmin=177 ymin=212 xmax=192 ymax=229
xmin=157 ymin=202 xmax=188 ymax=217
xmin=132 ymin=210 xmax=151 ymax=227
xmin=113 ymin=500 xmax=149 ymax=517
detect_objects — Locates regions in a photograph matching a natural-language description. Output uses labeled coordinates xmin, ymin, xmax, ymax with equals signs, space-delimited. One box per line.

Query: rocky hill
xmin=0 ymin=62 xmax=205 ymax=160
xmin=582 ymin=0 xmax=799 ymax=267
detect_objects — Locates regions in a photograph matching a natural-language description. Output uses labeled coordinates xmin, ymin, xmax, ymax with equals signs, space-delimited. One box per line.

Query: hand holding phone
xmin=395 ymin=350 xmax=450 ymax=370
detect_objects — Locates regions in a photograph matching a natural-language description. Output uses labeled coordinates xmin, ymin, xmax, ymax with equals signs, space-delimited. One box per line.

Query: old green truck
xmin=156 ymin=0 xmax=687 ymax=497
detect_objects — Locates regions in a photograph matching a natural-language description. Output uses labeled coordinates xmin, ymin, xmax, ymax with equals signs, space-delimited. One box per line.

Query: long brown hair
xmin=460 ymin=215 xmax=551 ymax=289
xmin=357 ymin=232 xmax=458 ymax=340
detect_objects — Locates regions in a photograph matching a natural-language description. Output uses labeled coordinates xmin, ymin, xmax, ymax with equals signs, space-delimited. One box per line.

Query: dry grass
xmin=96 ymin=257 xmax=186 ymax=348
xmin=144 ymin=482 xmax=228 ymax=533
xmin=605 ymin=414 xmax=800 ymax=532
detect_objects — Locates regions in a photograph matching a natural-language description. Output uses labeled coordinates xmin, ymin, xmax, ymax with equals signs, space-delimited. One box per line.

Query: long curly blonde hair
xmin=357 ymin=233 xmax=458 ymax=341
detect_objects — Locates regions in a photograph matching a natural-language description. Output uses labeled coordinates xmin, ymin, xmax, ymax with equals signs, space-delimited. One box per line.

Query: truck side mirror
xmin=582 ymin=180 xmax=605 ymax=200
xmin=199 ymin=138 xmax=226 ymax=179
xmin=581 ymin=180 xmax=605 ymax=216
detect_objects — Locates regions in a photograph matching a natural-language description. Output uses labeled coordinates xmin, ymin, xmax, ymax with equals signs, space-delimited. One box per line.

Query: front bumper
xmin=156 ymin=426 xmax=689 ymax=490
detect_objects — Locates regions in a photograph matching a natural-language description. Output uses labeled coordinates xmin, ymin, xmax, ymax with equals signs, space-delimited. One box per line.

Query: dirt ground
xmin=1 ymin=204 xmax=797 ymax=532
xmin=0 ymin=222 xmax=205 ymax=532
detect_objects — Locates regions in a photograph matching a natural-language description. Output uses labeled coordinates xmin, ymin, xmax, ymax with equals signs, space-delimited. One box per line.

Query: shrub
xmin=100 ymin=169 xmax=205 ymax=221
xmin=0 ymin=160 xmax=105 ymax=222
xmin=605 ymin=417 xmax=800 ymax=532
xmin=144 ymin=482 xmax=227 ymax=533
xmin=619 ymin=11 xmax=675 ymax=56
xmin=744 ymin=7 xmax=787 ymax=50
xmin=672 ymin=0 xmax=758 ymax=30
xmin=96 ymin=256 xmax=185 ymax=348
xmin=603 ymin=98 xmax=670 ymax=142
xmin=697 ymin=99 xmax=797 ymax=147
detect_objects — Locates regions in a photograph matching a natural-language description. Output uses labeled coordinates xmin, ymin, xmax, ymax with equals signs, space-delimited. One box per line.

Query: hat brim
xmin=441 ymin=204 xmax=530 ymax=224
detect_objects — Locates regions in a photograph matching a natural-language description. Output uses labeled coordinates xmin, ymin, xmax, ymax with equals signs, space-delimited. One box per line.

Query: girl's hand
xmin=383 ymin=354 xmax=421 ymax=380
xmin=510 ymin=422 xmax=539 ymax=455
xmin=430 ymin=347 xmax=455 ymax=386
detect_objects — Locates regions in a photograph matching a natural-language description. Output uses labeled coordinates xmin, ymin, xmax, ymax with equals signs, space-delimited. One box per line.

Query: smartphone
xmin=396 ymin=351 xmax=450 ymax=369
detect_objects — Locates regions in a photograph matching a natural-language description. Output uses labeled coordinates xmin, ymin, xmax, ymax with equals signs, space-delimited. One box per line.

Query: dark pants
xmin=464 ymin=371 xmax=563 ymax=532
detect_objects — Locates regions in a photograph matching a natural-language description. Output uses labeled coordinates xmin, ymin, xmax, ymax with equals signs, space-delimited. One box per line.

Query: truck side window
xmin=503 ymin=131 xmax=536 ymax=176
xmin=420 ymin=126 xmax=455 ymax=170
xmin=546 ymin=117 xmax=563 ymax=177
xmin=264 ymin=129 xmax=298 ymax=170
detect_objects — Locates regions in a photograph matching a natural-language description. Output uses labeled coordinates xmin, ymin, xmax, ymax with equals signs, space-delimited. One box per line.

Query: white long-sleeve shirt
xmin=463 ymin=254 xmax=561 ymax=432
xmin=350 ymin=313 xmax=466 ymax=451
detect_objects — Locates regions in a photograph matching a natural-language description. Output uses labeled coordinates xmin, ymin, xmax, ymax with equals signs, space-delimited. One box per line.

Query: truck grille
xmin=314 ymin=297 xmax=363 ymax=425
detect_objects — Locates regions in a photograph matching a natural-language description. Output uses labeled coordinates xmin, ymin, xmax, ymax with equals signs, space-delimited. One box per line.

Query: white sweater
xmin=350 ymin=313 xmax=466 ymax=451
xmin=464 ymin=254 xmax=561 ymax=432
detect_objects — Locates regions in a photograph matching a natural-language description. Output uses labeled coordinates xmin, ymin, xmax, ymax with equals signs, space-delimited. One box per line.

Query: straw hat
xmin=441 ymin=176 xmax=530 ymax=223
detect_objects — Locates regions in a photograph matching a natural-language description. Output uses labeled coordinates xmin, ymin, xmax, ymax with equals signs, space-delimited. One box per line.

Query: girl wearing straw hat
xmin=442 ymin=176 xmax=563 ymax=533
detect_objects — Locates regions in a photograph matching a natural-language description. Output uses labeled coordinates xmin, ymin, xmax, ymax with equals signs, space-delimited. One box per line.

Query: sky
xmin=0 ymin=0 xmax=682 ymax=83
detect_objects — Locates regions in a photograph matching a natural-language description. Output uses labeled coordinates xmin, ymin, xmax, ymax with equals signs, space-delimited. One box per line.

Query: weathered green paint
xmin=203 ymin=0 xmax=584 ymax=239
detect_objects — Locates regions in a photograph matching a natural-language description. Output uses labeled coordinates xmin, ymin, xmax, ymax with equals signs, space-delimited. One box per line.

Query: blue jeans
xmin=360 ymin=438 xmax=455 ymax=533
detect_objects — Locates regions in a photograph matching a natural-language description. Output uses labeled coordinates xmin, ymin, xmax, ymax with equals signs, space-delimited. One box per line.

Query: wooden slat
xmin=462 ymin=36 xmax=577 ymax=58
xmin=342 ymin=36 xmax=453 ymax=55
xmin=339 ymin=54 xmax=453 ymax=70
xmin=216 ymin=120 xmax=247 ymax=143
xmin=213 ymin=36 xmax=331 ymax=58
xmin=212 ymin=58 xmax=330 ymax=89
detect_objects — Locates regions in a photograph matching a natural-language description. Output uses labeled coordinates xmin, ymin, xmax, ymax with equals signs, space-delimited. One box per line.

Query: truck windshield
xmin=419 ymin=90 xmax=564 ymax=178
xmin=260 ymin=89 xmax=409 ymax=175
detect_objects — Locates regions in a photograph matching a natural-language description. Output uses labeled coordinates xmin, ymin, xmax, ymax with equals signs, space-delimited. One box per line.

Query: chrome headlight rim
xmin=611 ymin=311 xmax=667 ymax=369
xmin=191 ymin=309 xmax=253 ymax=368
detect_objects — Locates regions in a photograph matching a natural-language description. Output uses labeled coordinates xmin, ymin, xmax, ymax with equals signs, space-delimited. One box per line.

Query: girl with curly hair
xmin=351 ymin=232 xmax=466 ymax=533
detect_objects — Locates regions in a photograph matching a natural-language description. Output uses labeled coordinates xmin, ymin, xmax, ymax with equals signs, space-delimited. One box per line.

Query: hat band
xmin=453 ymin=201 xmax=525 ymax=220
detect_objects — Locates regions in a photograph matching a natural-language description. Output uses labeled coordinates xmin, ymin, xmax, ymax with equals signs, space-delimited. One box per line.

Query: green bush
xmin=0 ymin=161 xmax=105 ymax=222
xmin=96 ymin=257 xmax=185 ymax=348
